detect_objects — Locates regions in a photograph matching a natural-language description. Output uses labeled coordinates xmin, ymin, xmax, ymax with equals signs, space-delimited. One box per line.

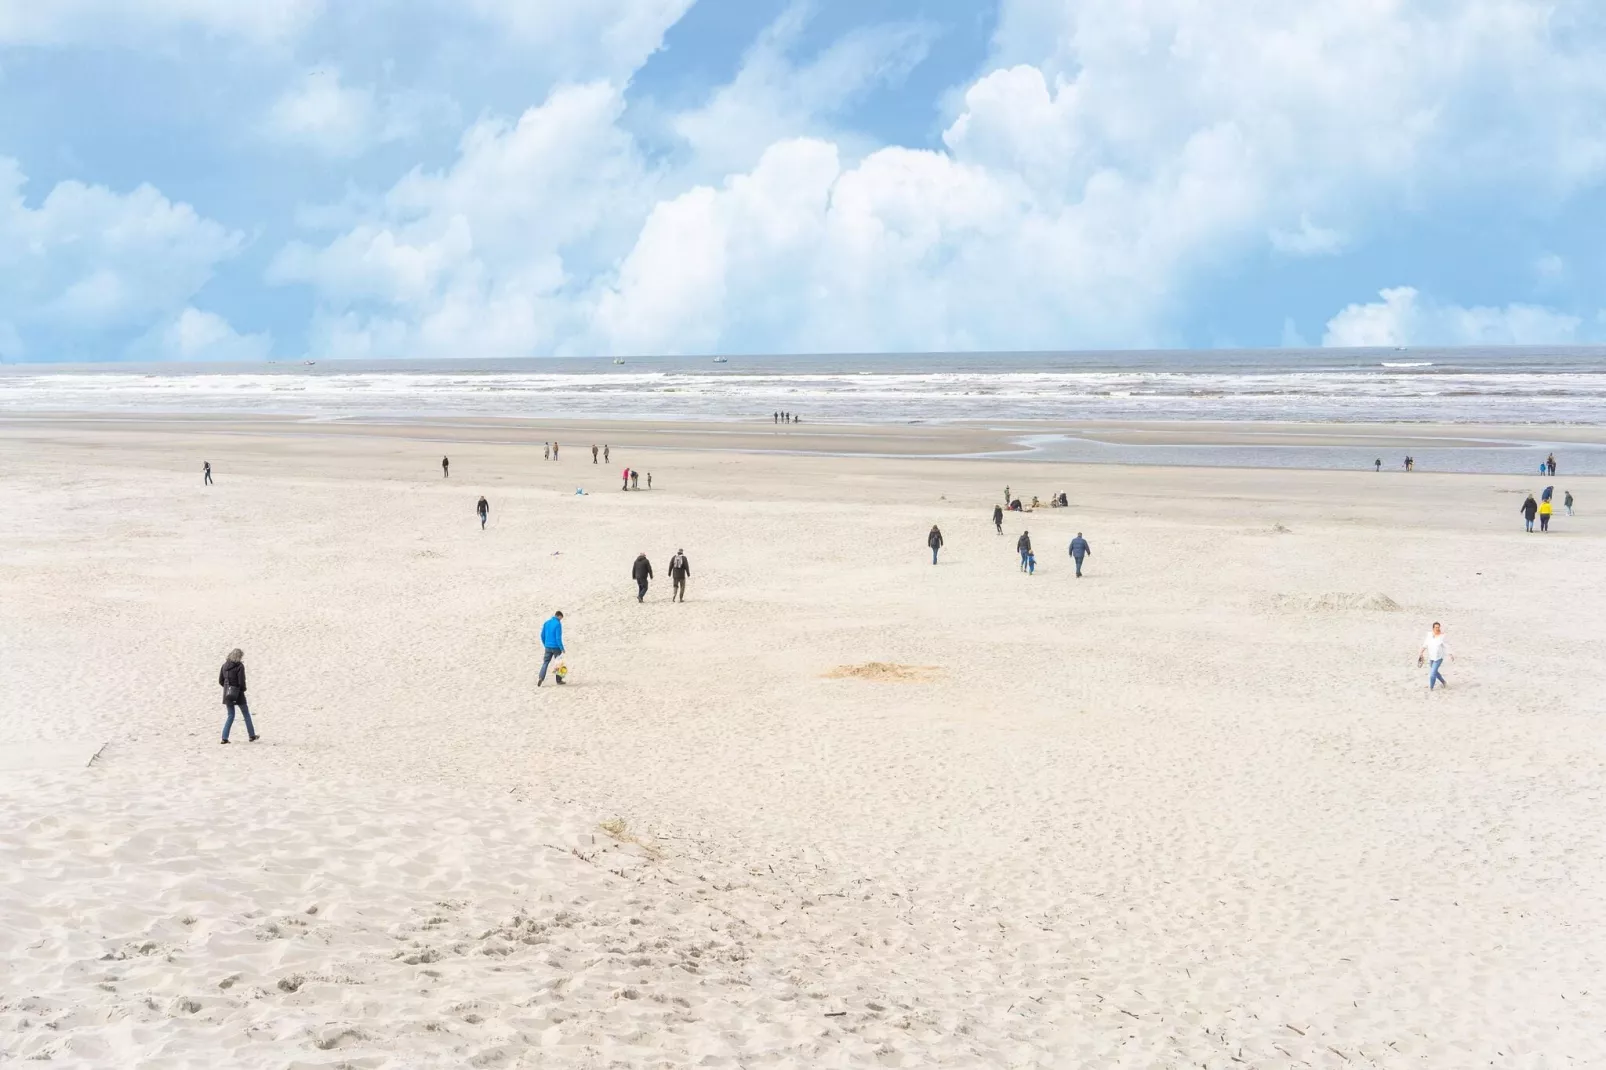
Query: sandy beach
xmin=3 ymin=415 xmax=1604 ymax=1068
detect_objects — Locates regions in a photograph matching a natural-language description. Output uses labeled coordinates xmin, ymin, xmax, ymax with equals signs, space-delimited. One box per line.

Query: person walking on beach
xmin=993 ymin=504 xmax=1004 ymax=534
xmin=442 ymin=456 xmax=450 ymax=478
xmin=544 ymin=442 xmax=551 ymax=460
xmin=1547 ymin=453 xmax=1557 ymax=476
xmin=1004 ymin=485 xmax=1011 ymax=505
xmin=1521 ymin=493 xmax=1539 ymax=532
xmin=476 ymin=496 xmax=489 ymax=530
xmin=1068 ymin=532 xmax=1091 ymax=577
xmin=632 ymin=552 xmax=654 ymax=602
xmin=553 ymin=442 xmax=560 ymax=460
xmin=604 ymin=445 xmax=610 ymax=463
xmin=218 ymin=648 xmax=258 ymax=743
xmin=773 ymin=412 xmax=779 ymax=424
xmin=203 ymin=461 xmax=213 ymax=485
xmin=592 ymin=445 xmax=598 ymax=464
xmin=668 ymin=549 xmax=690 ymax=602
xmin=1374 ymin=458 xmax=1381 ymax=472
xmin=1417 ymin=622 xmax=1452 ymax=691
xmin=1016 ymin=531 xmax=1032 ymax=571
xmin=647 ymin=473 xmax=653 ymax=490
xmin=928 ymin=524 xmax=944 ymax=565
xmin=1565 ymin=490 xmax=1574 ymax=516
xmin=1539 ymin=494 xmax=1553 ymax=532
xmin=538 ymin=611 xmax=565 ymax=687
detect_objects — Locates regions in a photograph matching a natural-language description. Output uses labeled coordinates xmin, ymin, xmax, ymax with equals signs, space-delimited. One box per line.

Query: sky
xmin=2 ymin=0 xmax=1605 ymax=362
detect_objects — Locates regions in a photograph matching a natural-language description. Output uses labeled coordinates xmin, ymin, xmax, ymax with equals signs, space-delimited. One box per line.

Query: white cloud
xmin=0 ymin=158 xmax=243 ymax=358
xmin=1534 ymin=253 xmax=1567 ymax=283
xmin=133 ymin=307 xmax=272 ymax=362
xmin=0 ymin=0 xmax=321 ymax=45
xmin=1270 ymin=215 xmax=1347 ymax=257
xmin=269 ymin=82 xmax=649 ymax=359
xmin=265 ymin=0 xmax=1606 ymax=357
xmin=264 ymin=68 xmax=457 ymax=157
xmin=456 ymin=0 xmax=695 ymax=80
xmin=671 ymin=8 xmax=934 ymax=179
xmin=265 ymin=70 xmax=380 ymax=158
xmin=1322 ymin=286 xmax=1585 ymax=347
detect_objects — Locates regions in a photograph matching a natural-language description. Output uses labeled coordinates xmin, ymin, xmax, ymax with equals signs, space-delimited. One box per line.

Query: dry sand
xmin=2 ymin=416 xmax=1604 ymax=1069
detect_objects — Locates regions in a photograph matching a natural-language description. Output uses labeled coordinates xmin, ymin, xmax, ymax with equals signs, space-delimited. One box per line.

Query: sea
xmin=4 ymin=347 xmax=1604 ymax=474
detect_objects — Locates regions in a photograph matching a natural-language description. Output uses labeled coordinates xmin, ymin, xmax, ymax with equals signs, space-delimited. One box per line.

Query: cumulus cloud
xmin=268 ymin=82 xmax=649 ymax=359
xmin=671 ymin=8 xmax=934 ymax=179
xmin=133 ymin=307 xmax=273 ymax=362
xmin=1322 ymin=286 xmax=1586 ymax=347
xmin=0 ymin=0 xmax=321 ymax=45
xmin=1270 ymin=216 xmax=1347 ymax=257
xmin=263 ymin=0 xmax=1606 ymax=357
xmin=0 ymin=158 xmax=244 ymax=359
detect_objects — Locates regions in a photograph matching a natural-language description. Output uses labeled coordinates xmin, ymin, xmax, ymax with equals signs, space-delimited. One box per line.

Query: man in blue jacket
xmin=1068 ymin=533 xmax=1091 ymax=578
xmin=538 ymin=610 xmax=565 ymax=686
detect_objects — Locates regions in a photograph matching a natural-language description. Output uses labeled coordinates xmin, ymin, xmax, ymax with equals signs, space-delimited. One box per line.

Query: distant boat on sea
xmin=712 ymin=357 xmax=729 ymax=364
xmin=304 ymin=361 xmax=316 ymax=366
xmin=612 ymin=358 xmax=625 ymax=365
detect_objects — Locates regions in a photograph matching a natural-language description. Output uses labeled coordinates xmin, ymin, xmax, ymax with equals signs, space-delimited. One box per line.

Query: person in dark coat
xmin=218 ymin=648 xmax=258 ymax=744
xmin=1521 ymin=493 xmax=1539 ymax=532
xmin=993 ymin=504 xmax=1003 ymax=534
xmin=632 ymin=552 xmax=654 ymax=602
xmin=203 ymin=461 xmax=213 ymax=485
xmin=1068 ymin=533 xmax=1092 ymax=577
xmin=928 ymin=525 xmax=944 ymax=564
xmin=441 ymin=456 xmax=450 ymax=478
xmin=1016 ymin=531 xmax=1032 ymax=571
xmin=476 ymin=496 xmax=489 ymax=529
xmin=592 ymin=445 xmax=599 ymax=464
xmin=668 ymin=549 xmax=691 ymax=602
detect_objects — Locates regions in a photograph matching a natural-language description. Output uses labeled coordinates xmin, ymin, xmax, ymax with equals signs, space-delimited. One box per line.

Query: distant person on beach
xmin=622 ymin=467 xmax=630 ymax=490
xmin=1069 ymin=533 xmax=1091 ymax=577
xmin=668 ymin=549 xmax=690 ymax=602
xmin=592 ymin=445 xmax=598 ymax=463
xmin=203 ymin=461 xmax=213 ymax=485
xmin=1374 ymin=458 xmax=1381 ymax=472
xmin=538 ymin=611 xmax=565 ymax=687
xmin=1547 ymin=453 xmax=1557 ymax=476
xmin=442 ymin=456 xmax=450 ymax=478
xmin=631 ymin=470 xmax=639 ymax=489
xmin=1565 ymin=490 xmax=1575 ymax=516
xmin=1004 ymin=485 xmax=1010 ymax=504
xmin=1521 ymin=493 xmax=1539 ymax=532
xmin=1017 ymin=531 xmax=1032 ymax=571
xmin=633 ymin=552 xmax=654 ymax=602
xmin=993 ymin=504 xmax=1004 ymax=533
xmin=1027 ymin=551 xmax=1036 ymax=575
xmin=477 ymin=496 xmax=489 ymax=529
xmin=1417 ymin=622 xmax=1452 ymax=691
xmin=544 ymin=442 xmax=550 ymax=460
xmin=604 ymin=445 xmax=610 ymax=463
xmin=928 ymin=524 xmax=944 ymax=564
xmin=553 ymin=442 xmax=560 ymax=460
xmin=1539 ymin=495 xmax=1553 ymax=532
xmin=773 ymin=412 xmax=779 ymax=424
xmin=218 ymin=648 xmax=258 ymax=744
xmin=647 ymin=473 xmax=653 ymax=490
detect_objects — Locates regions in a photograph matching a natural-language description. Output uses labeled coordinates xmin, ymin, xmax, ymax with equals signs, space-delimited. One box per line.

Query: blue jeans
xmin=1019 ymin=551 xmax=1029 ymax=570
xmin=1072 ymin=553 xmax=1085 ymax=576
xmin=1428 ymin=659 xmax=1446 ymax=690
xmin=931 ymin=547 xmax=939 ymax=564
xmin=222 ymin=699 xmax=255 ymax=741
xmin=539 ymin=647 xmax=564 ymax=684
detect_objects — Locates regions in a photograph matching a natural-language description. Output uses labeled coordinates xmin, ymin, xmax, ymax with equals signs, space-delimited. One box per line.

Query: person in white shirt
xmin=1417 ymin=622 xmax=1452 ymax=691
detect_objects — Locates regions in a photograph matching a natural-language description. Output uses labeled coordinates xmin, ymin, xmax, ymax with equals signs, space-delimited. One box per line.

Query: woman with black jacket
xmin=219 ymin=648 xmax=258 ymax=744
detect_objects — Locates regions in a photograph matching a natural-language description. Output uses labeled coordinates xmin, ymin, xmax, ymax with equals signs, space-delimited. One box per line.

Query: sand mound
xmin=823 ymin=662 xmax=943 ymax=682
xmin=1274 ymin=592 xmax=1402 ymax=612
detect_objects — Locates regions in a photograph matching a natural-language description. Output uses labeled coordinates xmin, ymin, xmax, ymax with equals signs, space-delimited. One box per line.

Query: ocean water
xmin=4 ymin=348 xmax=1604 ymax=473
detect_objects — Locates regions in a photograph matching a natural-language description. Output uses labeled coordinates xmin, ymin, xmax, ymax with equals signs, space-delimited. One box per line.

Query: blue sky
xmin=2 ymin=0 xmax=1603 ymax=362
